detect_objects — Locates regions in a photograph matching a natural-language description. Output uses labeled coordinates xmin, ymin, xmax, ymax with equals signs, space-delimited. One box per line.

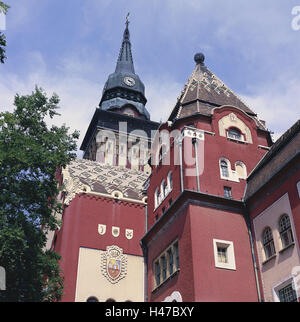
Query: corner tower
xmin=142 ymin=53 xmax=273 ymax=302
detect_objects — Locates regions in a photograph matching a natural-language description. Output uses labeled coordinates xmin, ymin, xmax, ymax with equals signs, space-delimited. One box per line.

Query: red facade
xmin=143 ymin=103 xmax=272 ymax=302
xmin=53 ymin=193 xmax=146 ymax=302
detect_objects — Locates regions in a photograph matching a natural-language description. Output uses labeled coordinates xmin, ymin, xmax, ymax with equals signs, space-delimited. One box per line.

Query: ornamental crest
xmin=125 ymin=229 xmax=133 ymax=240
xmin=101 ymin=245 xmax=127 ymax=284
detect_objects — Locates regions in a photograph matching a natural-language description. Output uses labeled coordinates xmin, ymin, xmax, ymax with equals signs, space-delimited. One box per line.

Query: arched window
xmin=106 ymin=298 xmax=116 ymax=302
xmin=167 ymin=172 xmax=173 ymax=191
xmin=220 ymin=160 xmax=229 ymax=178
xmin=86 ymin=296 xmax=99 ymax=302
xmin=235 ymin=161 xmax=247 ymax=179
xmin=228 ymin=127 xmax=242 ymax=140
xmin=162 ymin=180 xmax=168 ymax=197
xmin=262 ymin=227 xmax=275 ymax=260
xmin=154 ymin=188 xmax=159 ymax=208
xmin=279 ymin=215 xmax=294 ymax=249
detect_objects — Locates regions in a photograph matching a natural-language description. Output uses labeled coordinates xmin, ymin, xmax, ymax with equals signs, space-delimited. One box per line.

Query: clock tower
xmin=80 ymin=18 xmax=159 ymax=170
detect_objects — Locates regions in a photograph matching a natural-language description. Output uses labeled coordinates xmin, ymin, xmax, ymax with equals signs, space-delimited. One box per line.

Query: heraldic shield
xmin=101 ymin=245 xmax=127 ymax=284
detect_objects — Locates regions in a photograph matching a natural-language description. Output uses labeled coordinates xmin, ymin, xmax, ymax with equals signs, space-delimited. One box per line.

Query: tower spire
xmin=115 ymin=13 xmax=134 ymax=74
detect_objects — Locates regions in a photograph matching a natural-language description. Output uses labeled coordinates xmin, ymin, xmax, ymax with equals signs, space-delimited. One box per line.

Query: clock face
xmin=123 ymin=76 xmax=135 ymax=87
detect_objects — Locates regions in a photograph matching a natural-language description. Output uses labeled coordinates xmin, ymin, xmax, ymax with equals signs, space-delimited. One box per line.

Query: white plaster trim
xmin=213 ymin=239 xmax=236 ymax=271
xmin=272 ymin=274 xmax=299 ymax=302
xmin=163 ymin=291 xmax=183 ymax=302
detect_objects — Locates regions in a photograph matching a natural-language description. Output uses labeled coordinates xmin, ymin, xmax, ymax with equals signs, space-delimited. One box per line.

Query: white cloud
xmin=241 ymin=78 xmax=300 ymax=142
xmin=0 ymin=51 xmax=101 ymax=157
xmin=145 ymin=76 xmax=182 ymax=123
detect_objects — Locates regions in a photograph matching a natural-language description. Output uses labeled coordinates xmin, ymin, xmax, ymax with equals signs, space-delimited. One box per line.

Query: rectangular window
xmin=161 ymin=256 xmax=167 ymax=281
xmin=224 ymin=186 xmax=232 ymax=199
xmin=167 ymin=248 xmax=174 ymax=275
xmin=217 ymin=246 xmax=228 ymax=263
xmin=154 ymin=261 xmax=161 ymax=287
xmin=213 ymin=239 xmax=236 ymax=270
xmin=153 ymin=240 xmax=179 ymax=290
xmin=174 ymin=242 xmax=179 ymax=270
xmin=278 ymin=283 xmax=297 ymax=302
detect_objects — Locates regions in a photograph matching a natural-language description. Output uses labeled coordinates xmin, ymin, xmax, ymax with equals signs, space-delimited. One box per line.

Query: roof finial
xmin=126 ymin=12 xmax=130 ymax=28
xmin=194 ymin=52 xmax=205 ymax=65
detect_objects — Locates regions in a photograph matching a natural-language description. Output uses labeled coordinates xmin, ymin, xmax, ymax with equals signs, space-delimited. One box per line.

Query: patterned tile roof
xmin=62 ymin=158 xmax=149 ymax=205
xmin=168 ymin=57 xmax=265 ymax=129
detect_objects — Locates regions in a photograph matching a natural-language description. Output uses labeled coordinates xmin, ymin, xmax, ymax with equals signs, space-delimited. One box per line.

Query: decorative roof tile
xmin=62 ymin=158 xmax=149 ymax=205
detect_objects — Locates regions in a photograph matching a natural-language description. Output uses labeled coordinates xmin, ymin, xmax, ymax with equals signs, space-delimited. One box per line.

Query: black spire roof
xmin=115 ymin=17 xmax=135 ymax=74
xmin=99 ymin=15 xmax=150 ymax=120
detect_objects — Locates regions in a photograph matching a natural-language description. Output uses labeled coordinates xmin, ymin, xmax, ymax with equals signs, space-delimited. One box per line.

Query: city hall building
xmin=45 ymin=21 xmax=300 ymax=302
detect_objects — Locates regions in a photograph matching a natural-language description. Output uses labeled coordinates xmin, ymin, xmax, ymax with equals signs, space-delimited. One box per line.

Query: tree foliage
xmin=0 ymin=87 xmax=79 ymax=301
xmin=0 ymin=1 xmax=9 ymax=63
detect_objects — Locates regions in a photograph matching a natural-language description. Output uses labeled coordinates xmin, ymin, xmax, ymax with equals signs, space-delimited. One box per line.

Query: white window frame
xmin=167 ymin=171 xmax=173 ymax=192
xmin=235 ymin=161 xmax=247 ymax=179
xmin=219 ymin=158 xmax=230 ymax=179
xmin=272 ymin=276 xmax=299 ymax=302
xmin=154 ymin=188 xmax=159 ymax=209
xmin=213 ymin=239 xmax=236 ymax=270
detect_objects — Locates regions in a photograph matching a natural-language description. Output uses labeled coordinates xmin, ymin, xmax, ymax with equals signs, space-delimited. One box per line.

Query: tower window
xmin=224 ymin=186 xmax=232 ymax=199
xmin=167 ymin=248 xmax=174 ymax=275
xmin=227 ymin=128 xmax=242 ymax=141
xmin=220 ymin=160 xmax=229 ymax=178
xmin=213 ymin=239 xmax=236 ymax=270
xmin=154 ymin=261 xmax=161 ymax=287
xmin=168 ymin=171 xmax=173 ymax=191
xmin=235 ymin=161 xmax=247 ymax=179
xmin=217 ymin=246 xmax=228 ymax=263
xmin=153 ymin=240 xmax=179 ymax=289
xmin=161 ymin=256 xmax=167 ymax=280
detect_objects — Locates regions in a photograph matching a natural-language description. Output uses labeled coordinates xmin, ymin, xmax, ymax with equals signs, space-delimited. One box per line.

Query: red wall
xmin=146 ymin=201 xmax=259 ymax=302
xmin=189 ymin=203 xmax=258 ymax=301
xmin=147 ymin=204 xmax=195 ymax=302
xmin=148 ymin=107 xmax=271 ymax=231
xmin=54 ymin=193 xmax=146 ymax=302
xmin=145 ymin=106 xmax=271 ymax=302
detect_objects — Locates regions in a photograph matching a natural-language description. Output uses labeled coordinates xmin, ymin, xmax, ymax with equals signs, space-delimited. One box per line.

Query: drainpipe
xmin=141 ymin=241 xmax=148 ymax=303
xmin=142 ymin=198 xmax=148 ymax=302
xmin=145 ymin=203 xmax=148 ymax=233
xmin=244 ymin=209 xmax=263 ymax=302
xmin=179 ymin=140 xmax=184 ymax=192
xmin=192 ymin=137 xmax=200 ymax=192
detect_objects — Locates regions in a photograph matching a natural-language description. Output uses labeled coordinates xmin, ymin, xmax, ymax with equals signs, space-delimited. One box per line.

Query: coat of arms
xmin=101 ymin=245 xmax=127 ymax=284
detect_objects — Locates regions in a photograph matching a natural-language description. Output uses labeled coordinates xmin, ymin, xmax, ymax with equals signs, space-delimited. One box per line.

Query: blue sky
xmin=1 ymin=0 xmax=300 ymax=155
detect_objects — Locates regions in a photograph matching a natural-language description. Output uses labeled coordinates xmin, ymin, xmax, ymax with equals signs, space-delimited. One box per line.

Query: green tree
xmin=0 ymin=87 xmax=79 ymax=301
xmin=0 ymin=1 xmax=9 ymax=63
